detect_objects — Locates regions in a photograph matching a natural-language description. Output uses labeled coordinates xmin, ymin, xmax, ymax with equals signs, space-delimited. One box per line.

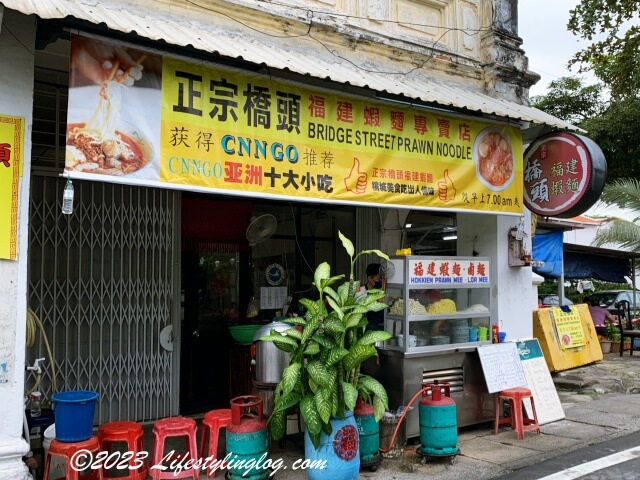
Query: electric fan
xmin=246 ymin=214 xmax=278 ymax=246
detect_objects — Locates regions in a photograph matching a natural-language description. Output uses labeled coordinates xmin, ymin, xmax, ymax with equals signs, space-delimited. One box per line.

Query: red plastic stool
xmin=151 ymin=416 xmax=200 ymax=479
xmin=44 ymin=436 xmax=104 ymax=480
xmin=494 ymin=387 xmax=541 ymax=440
xmin=199 ymin=409 xmax=232 ymax=477
xmin=98 ymin=421 xmax=148 ymax=479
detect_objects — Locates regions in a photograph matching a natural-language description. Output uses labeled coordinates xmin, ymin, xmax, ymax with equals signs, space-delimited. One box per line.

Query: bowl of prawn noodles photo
xmin=65 ymin=117 xmax=154 ymax=177
xmin=473 ymin=126 xmax=515 ymax=192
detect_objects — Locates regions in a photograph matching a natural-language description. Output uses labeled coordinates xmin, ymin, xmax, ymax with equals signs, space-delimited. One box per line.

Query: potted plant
xmin=259 ymin=232 xmax=392 ymax=479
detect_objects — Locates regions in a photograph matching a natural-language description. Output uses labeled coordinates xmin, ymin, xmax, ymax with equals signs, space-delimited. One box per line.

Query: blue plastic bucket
xmin=51 ymin=390 xmax=98 ymax=442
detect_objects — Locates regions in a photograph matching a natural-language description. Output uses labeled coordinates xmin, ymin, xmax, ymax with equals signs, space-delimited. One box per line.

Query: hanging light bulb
xmin=61 ymin=177 xmax=74 ymax=215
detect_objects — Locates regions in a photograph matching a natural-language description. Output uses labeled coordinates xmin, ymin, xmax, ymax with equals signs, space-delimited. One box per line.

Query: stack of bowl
xmin=450 ymin=319 xmax=469 ymax=344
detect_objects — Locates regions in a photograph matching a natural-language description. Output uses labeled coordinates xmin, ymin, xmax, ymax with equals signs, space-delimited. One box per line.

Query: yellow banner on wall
xmin=65 ymin=35 xmax=523 ymax=214
xmin=0 ymin=114 xmax=24 ymax=260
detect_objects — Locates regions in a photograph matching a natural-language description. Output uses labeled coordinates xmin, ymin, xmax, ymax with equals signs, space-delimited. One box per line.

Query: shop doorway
xmin=179 ymin=196 xmax=253 ymax=414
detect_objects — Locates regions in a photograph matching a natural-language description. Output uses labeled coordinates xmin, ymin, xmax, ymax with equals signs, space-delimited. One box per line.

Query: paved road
xmin=494 ymin=431 xmax=640 ymax=479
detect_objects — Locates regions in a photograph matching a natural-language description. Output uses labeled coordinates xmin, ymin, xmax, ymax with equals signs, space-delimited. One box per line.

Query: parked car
xmin=588 ymin=290 xmax=640 ymax=314
xmin=538 ymin=295 xmax=574 ymax=307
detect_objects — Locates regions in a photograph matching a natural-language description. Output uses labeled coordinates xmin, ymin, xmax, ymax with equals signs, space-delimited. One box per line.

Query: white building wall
xmin=458 ymin=211 xmax=533 ymax=341
xmin=0 ymin=8 xmax=35 ymax=480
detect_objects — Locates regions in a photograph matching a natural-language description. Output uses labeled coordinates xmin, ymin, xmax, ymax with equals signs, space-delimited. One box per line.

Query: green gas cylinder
xmin=226 ymin=395 xmax=270 ymax=480
xmin=418 ymin=380 xmax=459 ymax=456
xmin=354 ymin=396 xmax=382 ymax=471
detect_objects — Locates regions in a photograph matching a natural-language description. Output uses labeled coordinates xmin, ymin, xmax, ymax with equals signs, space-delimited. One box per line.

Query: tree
xmin=592 ymin=179 xmax=640 ymax=251
xmin=530 ymin=77 xmax=606 ymax=125
xmin=579 ymin=96 xmax=640 ymax=180
xmin=531 ymin=78 xmax=640 ymax=181
xmin=568 ymin=0 xmax=640 ymax=98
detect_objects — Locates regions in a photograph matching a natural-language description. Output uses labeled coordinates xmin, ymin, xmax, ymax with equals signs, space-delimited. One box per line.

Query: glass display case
xmin=382 ymin=256 xmax=493 ymax=354
xmin=364 ymin=255 xmax=496 ymax=436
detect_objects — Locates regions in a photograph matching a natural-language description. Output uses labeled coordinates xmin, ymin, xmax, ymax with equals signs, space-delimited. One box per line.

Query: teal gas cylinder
xmin=226 ymin=395 xmax=270 ymax=480
xmin=418 ymin=381 xmax=459 ymax=456
xmin=354 ymin=396 xmax=381 ymax=471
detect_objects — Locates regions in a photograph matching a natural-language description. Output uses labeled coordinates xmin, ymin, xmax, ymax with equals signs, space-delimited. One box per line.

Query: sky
xmin=518 ymin=0 xmax=595 ymax=98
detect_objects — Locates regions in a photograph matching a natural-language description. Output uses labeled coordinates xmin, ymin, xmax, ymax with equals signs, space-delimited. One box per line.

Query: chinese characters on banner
xmin=408 ymin=258 xmax=490 ymax=285
xmin=66 ymin=35 xmax=524 ymax=214
xmin=0 ymin=114 xmax=24 ymax=260
xmin=551 ymin=306 xmax=586 ymax=349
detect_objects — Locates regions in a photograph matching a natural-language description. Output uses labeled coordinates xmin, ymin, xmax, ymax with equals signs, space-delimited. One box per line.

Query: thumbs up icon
xmin=344 ymin=157 xmax=368 ymax=195
xmin=438 ymin=169 xmax=456 ymax=203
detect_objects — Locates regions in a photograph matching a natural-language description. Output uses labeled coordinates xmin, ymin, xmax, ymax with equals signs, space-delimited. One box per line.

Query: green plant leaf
xmin=342 ymin=381 xmax=358 ymax=410
xmin=359 ymin=249 xmax=389 ymax=260
xmin=324 ymin=286 xmax=341 ymax=304
xmin=357 ymin=330 xmax=392 ymax=345
xmin=368 ymin=301 xmax=388 ymax=312
xmin=306 ymin=361 xmax=332 ymax=387
xmin=326 ymin=297 xmax=344 ymax=319
xmin=282 ymin=327 xmax=303 ymax=340
xmin=339 ymin=231 xmax=355 ymax=259
xmin=315 ymin=388 xmax=332 ymax=424
xmin=299 ymin=297 xmax=321 ymax=316
xmin=325 ymin=318 xmax=346 ymax=333
xmin=343 ymin=344 xmax=377 ymax=371
xmin=358 ymin=375 xmax=389 ymax=408
xmin=311 ymin=333 xmax=335 ymax=349
xmin=337 ymin=282 xmax=351 ymax=303
xmin=301 ymin=316 xmax=319 ymax=344
xmin=272 ymin=392 xmax=302 ymax=413
xmin=268 ymin=409 xmax=286 ymax=440
xmin=281 ymin=363 xmax=301 ymax=396
xmin=270 ymin=336 xmax=299 ymax=353
xmin=373 ymin=395 xmax=386 ymax=421
xmin=326 ymin=347 xmax=348 ymax=366
xmin=345 ymin=313 xmax=365 ymax=329
xmin=304 ymin=341 xmax=320 ymax=355
xmin=283 ymin=317 xmax=307 ymax=326
xmin=314 ymin=262 xmax=331 ymax=290
xmin=308 ymin=429 xmax=321 ymax=450
xmin=300 ymin=395 xmax=322 ymax=435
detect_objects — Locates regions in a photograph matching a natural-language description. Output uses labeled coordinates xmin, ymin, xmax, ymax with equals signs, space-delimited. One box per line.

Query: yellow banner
xmin=65 ymin=36 xmax=523 ymax=214
xmin=160 ymin=58 xmax=522 ymax=213
xmin=0 ymin=114 xmax=24 ymax=260
xmin=552 ymin=306 xmax=586 ymax=349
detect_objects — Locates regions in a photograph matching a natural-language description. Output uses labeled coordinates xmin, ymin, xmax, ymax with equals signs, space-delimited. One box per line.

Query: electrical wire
xmin=25 ymin=308 xmax=57 ymax=396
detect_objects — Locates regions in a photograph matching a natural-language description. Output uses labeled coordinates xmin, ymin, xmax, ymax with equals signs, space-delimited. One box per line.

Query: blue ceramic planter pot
xmin=304 ymin=411 xmax=360 ymax=480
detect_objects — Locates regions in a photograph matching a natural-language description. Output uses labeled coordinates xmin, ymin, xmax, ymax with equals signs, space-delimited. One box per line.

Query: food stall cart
xmin=370 ymin=255 xmax=495 ymax=438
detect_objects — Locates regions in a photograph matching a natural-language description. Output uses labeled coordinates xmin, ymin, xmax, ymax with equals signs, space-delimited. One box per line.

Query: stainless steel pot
xmin=253 ymin=321 xmax=291 ymax=386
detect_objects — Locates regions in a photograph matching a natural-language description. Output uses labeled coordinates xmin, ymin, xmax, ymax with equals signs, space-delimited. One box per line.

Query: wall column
xmin=0 ymin=9 xmax=36 ymax=480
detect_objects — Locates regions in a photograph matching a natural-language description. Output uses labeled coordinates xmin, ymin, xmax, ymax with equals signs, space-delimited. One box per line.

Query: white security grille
xmin=27 ymin=174 xmax=178 ymax=423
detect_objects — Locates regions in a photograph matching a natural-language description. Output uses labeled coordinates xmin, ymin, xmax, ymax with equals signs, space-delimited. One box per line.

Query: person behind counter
xmin=365 ymin=263 xmax=386 ymax=331
xmin=584 ymin=296 xmax=615 ymax=337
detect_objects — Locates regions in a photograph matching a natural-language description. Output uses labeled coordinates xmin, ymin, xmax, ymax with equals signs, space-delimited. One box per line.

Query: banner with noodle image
xmin=65 ymin=34 xmax=523 ymax=215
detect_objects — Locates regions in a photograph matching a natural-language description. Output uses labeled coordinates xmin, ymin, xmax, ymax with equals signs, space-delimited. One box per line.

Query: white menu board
xmin=477 ymin=343 xmax=527 ymax=393
xmin=517 ymin=339 xmax=565 ymax=425
xmin=260 ymin=287 xmax=288 ymax=310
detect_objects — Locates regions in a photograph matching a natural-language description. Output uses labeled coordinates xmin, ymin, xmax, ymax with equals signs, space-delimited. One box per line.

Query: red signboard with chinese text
xmin=523 ymin=132 xmax=606 ymax=218
xmin=408 ymin=258 xmax=490 ymax=285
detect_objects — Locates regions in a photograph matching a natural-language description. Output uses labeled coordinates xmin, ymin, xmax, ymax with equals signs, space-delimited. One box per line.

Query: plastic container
xmin=380 ymin=414 xmax=406 ymax=458
xmin=469 ymin=327 xmax=478 ymax=342
xmin=61 ymin=179 xmax=74 ymax=215
xmin=29 ymin=391 xmax=42 ymax=417
xmin=51 ymin=390 xmax=98 ymax=442
xmin=43 ymin=424 xmax=65 ymax=475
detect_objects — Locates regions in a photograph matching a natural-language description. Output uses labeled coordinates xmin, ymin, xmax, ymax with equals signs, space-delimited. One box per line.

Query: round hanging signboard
xmin=266 ymin=263 xmax=285 ymax=286
xmin=523 ymin=132 xmax=607 ymax=219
